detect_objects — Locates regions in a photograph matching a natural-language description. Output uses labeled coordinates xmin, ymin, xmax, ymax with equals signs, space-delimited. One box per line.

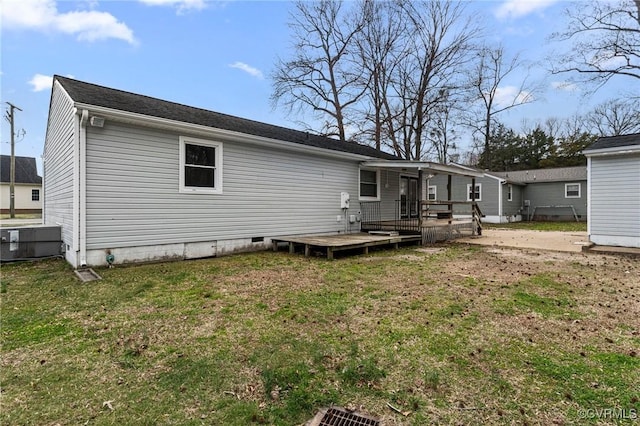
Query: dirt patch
xmin=458 ymin=229 xmax=589 ymax=253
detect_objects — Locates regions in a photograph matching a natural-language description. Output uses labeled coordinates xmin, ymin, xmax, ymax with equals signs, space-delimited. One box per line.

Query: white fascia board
xmin=583 ymin=145 xmax=640 ymax=157
xmin=73 ymin=103 xmax=375 ymax=162
xmin=360 ymin=160 xmax=484 ymax=177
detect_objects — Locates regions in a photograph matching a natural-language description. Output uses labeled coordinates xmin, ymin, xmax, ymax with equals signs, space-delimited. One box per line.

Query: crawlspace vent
xmin=308 ymin=407 xmax=380 ymax=426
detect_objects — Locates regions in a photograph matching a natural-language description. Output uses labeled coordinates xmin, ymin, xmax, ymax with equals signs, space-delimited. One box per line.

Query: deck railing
xmin=360 ymin=200 xmax=419 ymax=234
xmin=361 ymin=200 xmax=484 ymax=239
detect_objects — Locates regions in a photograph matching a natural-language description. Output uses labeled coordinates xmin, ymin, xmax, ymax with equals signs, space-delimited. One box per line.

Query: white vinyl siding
xmin=84 ymin=122 xmax=361 ymax=249
xmin=589 ymin=154 xmax=640 ymax=246
xmin=43 ymin=82 xmax=76 ymax=249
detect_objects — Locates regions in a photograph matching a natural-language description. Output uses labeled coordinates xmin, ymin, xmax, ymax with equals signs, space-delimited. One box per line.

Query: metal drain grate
xmin=308 ymin=407 xmax=380 ymax=426
xmin=74 ymin=268 xmax=102 ymax=283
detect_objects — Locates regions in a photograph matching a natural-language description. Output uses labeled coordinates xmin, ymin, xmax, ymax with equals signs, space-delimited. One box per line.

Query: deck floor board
xmin=272 ymin=233 xmax=422 ymax=259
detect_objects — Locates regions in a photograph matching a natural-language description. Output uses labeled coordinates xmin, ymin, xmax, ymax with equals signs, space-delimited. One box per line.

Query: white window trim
xmin=179 ymin=136 xmax=223 ymax=194
xmin=565 ymin=182 xmax=581 ymax=198
xmin=466 ymin=183 xmax=482 ymax=202
xmin=428 ymin=185 xmax=437 ymax=201
xmin=507 ymin=184 xmax=513 ymax=201
xmin=359 ymin=168 xmax=380 ymax=201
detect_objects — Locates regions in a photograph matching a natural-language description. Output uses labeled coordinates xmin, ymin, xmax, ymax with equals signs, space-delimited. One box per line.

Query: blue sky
xmin=0 ymin=0 xmax=628 ymax=172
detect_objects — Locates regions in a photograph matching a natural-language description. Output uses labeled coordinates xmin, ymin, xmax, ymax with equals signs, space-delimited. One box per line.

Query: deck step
xmin=368 ymin=230 xmax=400 ymax=236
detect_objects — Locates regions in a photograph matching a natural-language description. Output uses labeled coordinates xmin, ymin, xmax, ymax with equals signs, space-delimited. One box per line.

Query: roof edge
xmin=75 ymin=103 xmax=377 ymax=162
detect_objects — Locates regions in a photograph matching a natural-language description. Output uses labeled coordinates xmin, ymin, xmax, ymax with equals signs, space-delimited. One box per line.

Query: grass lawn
xmin=1 ymin=245 xmax=638 ymax=425
xmin=485 ymin=221 xmax=587 ymax=232
xmin=0 ymin=213 xmax=42 ymax=220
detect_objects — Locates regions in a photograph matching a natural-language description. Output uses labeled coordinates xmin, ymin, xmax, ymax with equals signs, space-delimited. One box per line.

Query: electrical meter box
xmin=340 ymin=192 xmax=350 ymax=209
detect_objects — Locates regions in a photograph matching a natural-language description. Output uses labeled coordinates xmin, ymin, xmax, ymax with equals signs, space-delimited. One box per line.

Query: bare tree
xmin=468 ymin=45 xmax=535 ymax=168
xmin=386 ymin=0 xmax=479 ymax=160
xmin=551 ymin=0 xmax=640 ymax=89
xmin=586 ymin=98 xmax=640 ymax=135
xmin=272 ymin=0 xmax=480 ymax=159
xmin=427 ymin=89 xmax=464 ymax=163
xmin=352 ymin=0 xmax=406 ymax=151
xmin=271 ymin=0 xmax=365 ymax=141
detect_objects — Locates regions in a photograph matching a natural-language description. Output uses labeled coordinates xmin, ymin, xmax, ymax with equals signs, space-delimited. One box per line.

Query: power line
xmin=6 ymin=102 xmax=23 ymax=218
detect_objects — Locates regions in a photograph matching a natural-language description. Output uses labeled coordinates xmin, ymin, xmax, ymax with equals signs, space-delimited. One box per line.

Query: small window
xmin=428 ymin=185 xmax=437 ymax=201
xmin=179 ymin=136 xmax=223 ymax=193
xmin=467 ymin=183 xmax=481 ymax=202
xmin=565 ymin=183 xmax=580 ymax=198
xmin=359 ymin=169 xmax=379 ymax=199
xmin=32 ymin=189 xmax=40 ymax=201
xmin=507 ymin=184 xmax=513 ymax=201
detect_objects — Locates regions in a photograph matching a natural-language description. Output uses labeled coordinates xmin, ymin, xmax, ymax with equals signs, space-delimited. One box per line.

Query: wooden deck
xmin=271 ymin=232 xmax=422 ymax=260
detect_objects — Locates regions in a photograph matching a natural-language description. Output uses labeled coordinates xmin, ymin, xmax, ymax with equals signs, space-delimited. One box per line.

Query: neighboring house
xmin=44 ymin=76 xmax=480 ymax=267
xmin=0 ymin=155 xmax=43 ymax=214
xmin=492 ymin=167 xmax=588 ymax=222
xmin=583 ymin=133 xmax=640 ymax=248
xmin=428 ymin=165 xmax=587 ymax=223
xmin=428 ymin=166 xmax=525 ymax=223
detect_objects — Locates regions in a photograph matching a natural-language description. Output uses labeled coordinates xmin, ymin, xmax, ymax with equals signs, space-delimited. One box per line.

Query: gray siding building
xmin=492 ymin=167 xmax=588 ymax=222
xmin=584 ymin=133 xmax=640 ymax=248
xmin=44 ymin=76 xmax=479 ymax=267
xmin=427 ymin=166 xmax=587 ymax=223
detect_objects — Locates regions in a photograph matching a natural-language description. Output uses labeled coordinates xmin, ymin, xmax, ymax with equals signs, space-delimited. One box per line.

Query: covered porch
xmin=359 ymin=161 xmax=484 ymax=244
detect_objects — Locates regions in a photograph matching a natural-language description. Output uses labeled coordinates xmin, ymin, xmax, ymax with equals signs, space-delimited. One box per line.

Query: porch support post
xmin=447 ymin=174 xmax=453 ymax=219
xmin=418 ymin=168 xmax=424 ymax=231
xmin=471 ymin=177 xmax=477 ymax=235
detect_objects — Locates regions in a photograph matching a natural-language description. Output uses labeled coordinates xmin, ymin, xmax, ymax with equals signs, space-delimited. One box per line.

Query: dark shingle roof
xmin=55 ymin=75 xmax=398 ymax=160
xmin=0 ymin=155 xmax=42 ymax=184
xmin=491 ymin=166 xmax=587 ymax=183
xmin=585 ymin=133 xmax=640 ymax=152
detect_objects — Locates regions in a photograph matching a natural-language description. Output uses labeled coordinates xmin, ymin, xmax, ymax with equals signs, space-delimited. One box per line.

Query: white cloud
xmin=494 ymin=0 xmax=559 ymax=20
xmin=591 ymin=54 xmax=628 ymax=70
xmin=28 ymin=73 xmax=75 ymax=92
xmin=551 ymin=81 xmax=578 ymax=92
xmin=493 ymin=86 xmax=533 ymax=108
xmin=229 ymin=62 xmax=264 ymax=79
xmin=138 ymin=0 xmax=207 ymax=14
xmin=1 ymin=0 xmax=136 ymax=44
xmin=28 ymin=74 xmax=53 ymax=92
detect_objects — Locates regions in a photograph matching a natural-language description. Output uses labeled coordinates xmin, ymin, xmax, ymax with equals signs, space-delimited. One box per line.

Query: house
xmin=0 ymin=155 xmax=43 ymax=214
xmin=428 ymin=166 xmax=525 ymax=223
xmin=44 ymin=76 xmax=482 ymax=267
xmin=583 ymin=133 xmax=640 ymax=248
xmin=428 ymin=165 xmax=587 ymax=223
xmin=492 ymin=167 xmax=588 ymax=222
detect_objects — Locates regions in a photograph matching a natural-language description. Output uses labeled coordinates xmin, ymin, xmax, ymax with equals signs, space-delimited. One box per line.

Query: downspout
xmin=497 ymin=179 xmax=504 ymax=222
xmin=72 ymin=109 xmax=81 ymax=267
xmin=41 ymin=155 xmax=46 ymax=225
xmin=586 ymin=157 xmax=591 ymax=238
xmin=79 ymin=109 xmax=89 ymax=267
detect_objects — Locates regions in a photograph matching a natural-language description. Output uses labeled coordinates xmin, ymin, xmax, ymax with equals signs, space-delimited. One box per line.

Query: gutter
xmin=360 ymin=160 xmax=484 ymax=178
xmin=587 ymin=157 xmax=592 ymax=238
xmin=583 ymin=146 xmax=640 ymax=157
xmin=78 ymin=109 xmax=88 ymax=267
xmin=497 ymin=178 xmax=506 ymax=219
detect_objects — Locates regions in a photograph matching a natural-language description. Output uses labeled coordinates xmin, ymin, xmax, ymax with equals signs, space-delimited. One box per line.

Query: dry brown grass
xmin=1 ymin=244 xmax=638 ymax=425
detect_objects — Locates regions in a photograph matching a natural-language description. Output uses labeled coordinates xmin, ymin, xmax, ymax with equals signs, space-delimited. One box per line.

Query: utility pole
xmin=6 ymin=102 xmax=22 ymax=218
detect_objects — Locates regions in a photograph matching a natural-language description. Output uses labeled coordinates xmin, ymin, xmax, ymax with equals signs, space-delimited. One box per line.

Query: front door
xmin=400 ymin=177 xmax=418 ymax=219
